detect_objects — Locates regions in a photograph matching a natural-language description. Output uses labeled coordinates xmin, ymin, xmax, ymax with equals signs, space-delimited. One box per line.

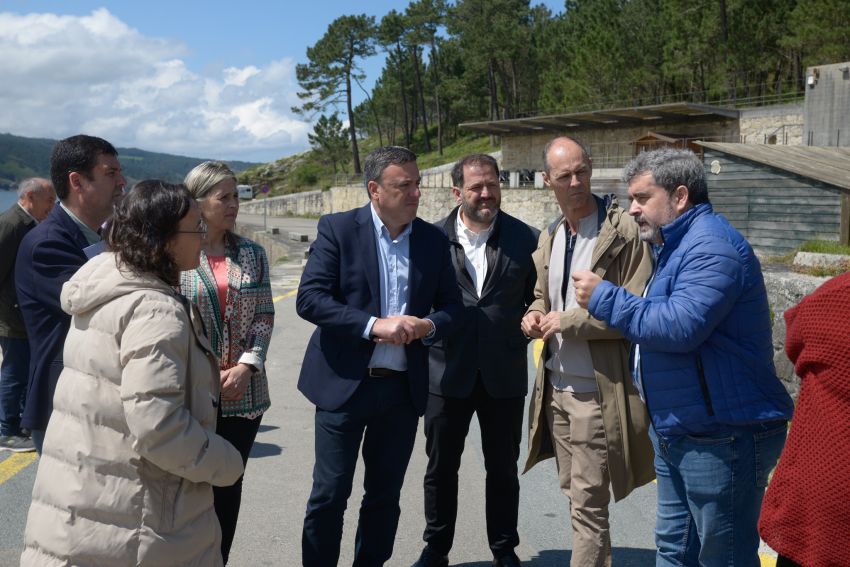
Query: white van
xmin=237 ymin=184 xmax=254 ymax=200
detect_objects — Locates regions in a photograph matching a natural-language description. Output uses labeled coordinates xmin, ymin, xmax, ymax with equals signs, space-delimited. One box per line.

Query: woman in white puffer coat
xmin=21 ymin=181 xmax=244 ymax=567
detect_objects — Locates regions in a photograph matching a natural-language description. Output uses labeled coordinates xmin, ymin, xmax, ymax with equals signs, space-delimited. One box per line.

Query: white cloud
xmin=0 ymin=8 xmax=311 ymax=162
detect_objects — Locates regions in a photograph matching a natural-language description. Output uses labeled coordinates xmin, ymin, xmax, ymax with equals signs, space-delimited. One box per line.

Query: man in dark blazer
xmin=413 ymin=154 xmax=539 ymax=567
xmin=0 ymin=178 xmax=55 ymax=452
xmin=15 ymin=135 xmax=125 ymax=453
xmin=296 ymin=146 xmax=463 ymax=567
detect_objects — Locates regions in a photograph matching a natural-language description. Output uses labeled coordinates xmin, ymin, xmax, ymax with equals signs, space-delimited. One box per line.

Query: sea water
xmin=0 ymin=190 xmax=19 ymax=211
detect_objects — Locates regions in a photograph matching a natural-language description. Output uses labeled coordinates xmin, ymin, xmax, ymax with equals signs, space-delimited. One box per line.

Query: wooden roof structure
xmin=459 ymin=102 xmax=739 ymax=135
xmin=697 ymin=142 xmax=850 ymax=191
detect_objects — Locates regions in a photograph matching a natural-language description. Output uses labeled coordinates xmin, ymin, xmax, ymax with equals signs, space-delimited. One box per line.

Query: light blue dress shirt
xmin=363 ymin=204 xmax=412 ymax=371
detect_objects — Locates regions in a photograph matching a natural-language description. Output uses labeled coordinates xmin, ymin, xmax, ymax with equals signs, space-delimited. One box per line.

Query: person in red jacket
xmin=759 ymin=271 xmax=850 ymax=567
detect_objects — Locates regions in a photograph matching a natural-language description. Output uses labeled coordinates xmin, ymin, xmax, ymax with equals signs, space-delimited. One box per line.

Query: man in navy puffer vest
xmin=573 ymin=148 xmax=793 ymax=567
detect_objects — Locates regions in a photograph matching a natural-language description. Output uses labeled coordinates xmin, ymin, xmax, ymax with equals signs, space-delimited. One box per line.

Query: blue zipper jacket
xmin=588 ymin=203 xmax=793 ymax=438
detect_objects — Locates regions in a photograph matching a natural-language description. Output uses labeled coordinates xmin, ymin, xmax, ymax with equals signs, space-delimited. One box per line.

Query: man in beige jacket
xmin=520 ymin=136 xmax=654 ymax=567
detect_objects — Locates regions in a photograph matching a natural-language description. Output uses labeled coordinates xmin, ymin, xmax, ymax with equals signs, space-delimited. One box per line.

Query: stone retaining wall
xmin=239 ymin=190 xmax=323 ymax=217
xmin=240 ymin=186 xmax=825 ymax=400
xmin=763 ymin=270 xmax=826 ymax=398
xmin=241 ymin=185 xmax=578 ymax=229
xmin=233 ymin=223 xmax=291 ymax=264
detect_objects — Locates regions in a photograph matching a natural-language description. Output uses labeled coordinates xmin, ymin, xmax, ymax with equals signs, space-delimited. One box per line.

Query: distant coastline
xmin=0 ymin=188 xmax=19 ymax=210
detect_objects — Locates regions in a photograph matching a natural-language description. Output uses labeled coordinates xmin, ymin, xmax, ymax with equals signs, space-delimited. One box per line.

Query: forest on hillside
xmin=295 ymin=0 xmax=850 ymax=174
xmin=0 ymin=132 xmax=257 ymax=188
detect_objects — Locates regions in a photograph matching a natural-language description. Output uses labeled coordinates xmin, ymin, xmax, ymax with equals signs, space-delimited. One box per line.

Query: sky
xmin=0 ymin=1 xmax=563 ymax=163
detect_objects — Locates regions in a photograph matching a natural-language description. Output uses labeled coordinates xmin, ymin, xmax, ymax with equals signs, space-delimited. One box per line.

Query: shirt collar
xmin=370 ymin=202 xmax=412 ymax=242
xmin=455 ymin=209 xmax=496 ymax=242
xmin=60 ymin=201 xmax=102 ymax=245
xmin=17 ymin=202 xmax=37 ymax=223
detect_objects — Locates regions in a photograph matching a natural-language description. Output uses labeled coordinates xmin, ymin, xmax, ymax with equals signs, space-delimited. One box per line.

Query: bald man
xmin=520 ymin=137 xmax=654 ymax=567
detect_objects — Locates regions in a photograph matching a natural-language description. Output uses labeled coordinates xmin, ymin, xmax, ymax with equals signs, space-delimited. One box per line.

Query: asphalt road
xmin=0 ymin=214 xmax=777 ymax=566
xmin=0 ymin=218 xmax=656 ymax=566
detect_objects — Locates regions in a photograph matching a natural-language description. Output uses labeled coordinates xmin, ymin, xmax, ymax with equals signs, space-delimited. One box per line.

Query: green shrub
xmin=291 ymin=163 xmax=323 ymax=188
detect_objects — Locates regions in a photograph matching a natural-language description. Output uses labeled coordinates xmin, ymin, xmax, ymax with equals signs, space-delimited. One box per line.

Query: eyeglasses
xmin=176 ymin=220 xmax=207 ymax=235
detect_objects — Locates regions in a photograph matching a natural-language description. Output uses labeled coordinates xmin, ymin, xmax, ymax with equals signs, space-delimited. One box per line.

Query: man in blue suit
xmin=296 ymin=146 xmax=463 ymax=566
xmin=15 ymin=135 xmax=125 ymax=453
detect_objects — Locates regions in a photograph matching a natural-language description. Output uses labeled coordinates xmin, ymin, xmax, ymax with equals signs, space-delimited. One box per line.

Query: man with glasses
xmin=521 ymin=136 xmax=654 ymax=567
xmin=15 ymin=135 xmax=125 ymax=453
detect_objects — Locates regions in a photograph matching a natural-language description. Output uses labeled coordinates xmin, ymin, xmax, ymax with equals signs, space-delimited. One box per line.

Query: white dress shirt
xmin=455 ymin=211 xmax=495 ymax=297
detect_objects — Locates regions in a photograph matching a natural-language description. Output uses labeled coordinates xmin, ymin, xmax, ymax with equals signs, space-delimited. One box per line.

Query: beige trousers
xmin=544 ymin=382 xmax=612 ymax=567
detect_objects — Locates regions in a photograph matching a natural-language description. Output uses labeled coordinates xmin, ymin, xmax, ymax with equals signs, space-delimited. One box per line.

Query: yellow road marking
xmin=0 ymin=452 xmax=38 ymax=485
xmin=0 ymin=287 xmax=299 ymax=486
xmin=272 ymin=288 xmax=298 ymax=303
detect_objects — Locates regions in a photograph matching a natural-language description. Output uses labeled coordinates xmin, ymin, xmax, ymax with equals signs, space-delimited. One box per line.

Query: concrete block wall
xmin=242 ymin=180 xmax=627 ymax=230
xmin=738 ymin=103 xmax=804 ymax=145
xmin=239 ymin=183 xmax=813 ymax=398
xmin=420 ymin=151 xmax=502 ymax=188
xmin=763 ymin=270 xmax=826 ymax=399
xmin=500 ymin=118 xmax=740 ymax=171
xmin=325 ymin=186 xmax=368 ymax=214
xmin=421 ymin=162 xmax=454 ymax=188
xmin=239 ymin=190 xmax=323 ymax=217
xmin=804 ymin=61 xmax=850 ymax=147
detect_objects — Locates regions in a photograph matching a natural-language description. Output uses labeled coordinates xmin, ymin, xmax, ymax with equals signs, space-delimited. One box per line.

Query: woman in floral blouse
xmin=181 ymin=161 xmax=274 ymax=564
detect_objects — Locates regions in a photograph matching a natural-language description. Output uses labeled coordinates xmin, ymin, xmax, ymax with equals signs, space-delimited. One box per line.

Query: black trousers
xmin=302 ymin=375 xmax=419 ymax=567
xmin=423 ymin=378 xmax=525 ymax=556
xmin=214 ymin=412 xmax=262 ymax=565
xmin=776 ymin=555 xmax=803 ymax=567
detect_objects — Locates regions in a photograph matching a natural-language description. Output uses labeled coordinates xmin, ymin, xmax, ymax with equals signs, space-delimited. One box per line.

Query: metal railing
xmin=512 ymin=81 xmax=805 ymax=120
xmin=332 ymin=173 xmax=363 ymax=187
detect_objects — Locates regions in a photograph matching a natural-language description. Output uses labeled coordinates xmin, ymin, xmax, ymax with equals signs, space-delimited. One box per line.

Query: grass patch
xmin=797 ymin=240 xmax=850 ymax=255
xmin=766 ymin=239 xmax=850 ymax=267
xmin=793 ymin=261 xmax=850 ymax=278
xmin=415 ymin=136 xmax=493 ymax=170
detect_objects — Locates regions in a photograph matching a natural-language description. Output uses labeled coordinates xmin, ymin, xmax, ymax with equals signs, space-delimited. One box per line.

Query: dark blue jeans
xmin=0 ymin=337 xmax=30 ymax=436
xmin=650 ymin=421 xmax=787 ymax=567
xmin=302 ymin=375 xmax=419 ymax=567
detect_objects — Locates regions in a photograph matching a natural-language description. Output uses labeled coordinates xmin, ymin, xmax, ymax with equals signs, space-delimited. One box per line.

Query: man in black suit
xmin=0 ymin=178 xmax=55 ymax=453
xmin=296 ymin=146 xmax=462 ymax=566
xmin=413 ymin=154 xmax=539 ymax=567
xmin=15 ymin=135 xmax=125 ymax=453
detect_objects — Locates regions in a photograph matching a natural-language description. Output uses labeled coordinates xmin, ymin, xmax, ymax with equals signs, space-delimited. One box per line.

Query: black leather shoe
xmin=412 ymin=546 xmax=449 ymax=567
xmin=493 ymin=552 xmax=522 ymax=567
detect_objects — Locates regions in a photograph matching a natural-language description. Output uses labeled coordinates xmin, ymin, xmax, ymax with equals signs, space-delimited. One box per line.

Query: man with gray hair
xmin=297 ymin=146 xmax=462 ymax=566
xmin=0 ymin=178 xmax=55 ymax=452
xmin=573 ymin=148 xmax=794 ymax=566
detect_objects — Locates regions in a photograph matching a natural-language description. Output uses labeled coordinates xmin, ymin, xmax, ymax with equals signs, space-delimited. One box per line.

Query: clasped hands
xmin=371 ymin=315 xmax=432 ymax=345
